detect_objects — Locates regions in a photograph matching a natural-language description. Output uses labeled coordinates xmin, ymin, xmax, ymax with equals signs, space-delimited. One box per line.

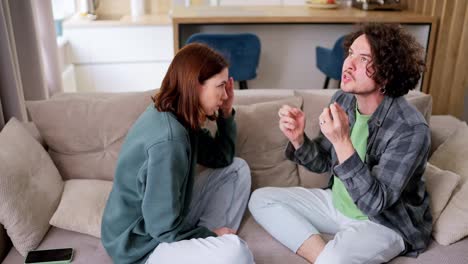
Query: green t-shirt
xmin=332 ymin=106 xmax=370 ymax=220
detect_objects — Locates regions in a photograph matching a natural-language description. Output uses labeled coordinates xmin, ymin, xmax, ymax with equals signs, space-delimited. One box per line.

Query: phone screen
xmin=25 ymin=248 xmax=73 ymax=263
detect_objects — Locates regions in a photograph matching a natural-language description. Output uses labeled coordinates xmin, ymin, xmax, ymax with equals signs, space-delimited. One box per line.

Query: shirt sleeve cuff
xmin=333 ymin=151 xmax=366 ymax=180
xmin=219 ymin=108 xmax=235 ymax=121
xmin=295 ymin=134 xmax=313 ymax=161
xmin=285 ymin=134 xmax=311 ymax=163
xmin=217 ymin=108 xmax=236 ymax=128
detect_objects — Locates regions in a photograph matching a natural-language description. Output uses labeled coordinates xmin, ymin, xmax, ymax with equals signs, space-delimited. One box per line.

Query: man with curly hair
xmin=249 ymin=23 xmax=431 ymax=263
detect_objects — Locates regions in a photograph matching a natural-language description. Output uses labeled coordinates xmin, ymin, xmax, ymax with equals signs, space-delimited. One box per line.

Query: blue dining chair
xmin=185 ymin=33 xmax=261 ymax=90
xmin=316 ymin=35 xmax=346 ymax=89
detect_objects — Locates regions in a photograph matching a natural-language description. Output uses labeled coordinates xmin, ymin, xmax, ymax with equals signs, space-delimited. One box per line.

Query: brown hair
xmin=343 ymin=23 xmax=425 ymax=97
xmin=153 ymin=43 xmax=228 ymax=130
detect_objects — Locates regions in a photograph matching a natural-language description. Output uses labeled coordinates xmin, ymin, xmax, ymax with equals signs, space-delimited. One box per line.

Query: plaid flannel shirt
xmin=286 ymin=90 xmax=432 ymax=256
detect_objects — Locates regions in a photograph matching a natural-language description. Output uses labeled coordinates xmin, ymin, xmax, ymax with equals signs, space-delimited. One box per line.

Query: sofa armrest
xmin=0 ymin=224 xmax=12 ymax=262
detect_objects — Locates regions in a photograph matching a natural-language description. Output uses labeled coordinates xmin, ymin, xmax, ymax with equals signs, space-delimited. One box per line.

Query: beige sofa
xmin=1 ymin=89 xmax=467 ymax=264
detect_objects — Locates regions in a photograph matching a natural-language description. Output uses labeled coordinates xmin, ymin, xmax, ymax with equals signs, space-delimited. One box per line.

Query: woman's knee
xmin=218 ymin=234 xmax=254 ymax=264
xmin=231 ymin=157 xmax=251 ymax=189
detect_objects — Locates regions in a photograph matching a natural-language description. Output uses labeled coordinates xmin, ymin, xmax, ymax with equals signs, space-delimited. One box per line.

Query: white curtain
xmin=0 ymin=0 xmax=28 ymax=130
xmin=32 ymin=0 xmax=63 ymax=96
xmin=0 ymin=0 xmax=62 ymax=130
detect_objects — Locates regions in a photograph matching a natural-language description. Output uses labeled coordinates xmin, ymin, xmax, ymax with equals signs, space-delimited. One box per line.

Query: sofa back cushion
xmin=234 ymin=97 xmax=303 ymax=189
xmin=27 ymin=90 xmax=155 ymax=181
xmin=27 ymin=88 xmax=432 ymax=187
xmin=234 ymin=89 xmax=295 ymax=105
xmin=27 ymin=89 xmax=300 ymax=183
xmin=429 ymin=115 xmax=467 ymax=155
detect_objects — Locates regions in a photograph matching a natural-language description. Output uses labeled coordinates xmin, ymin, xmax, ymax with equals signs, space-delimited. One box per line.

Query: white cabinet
xmin=63 ymin=25 xmax=173 ymax=92
xmin=74 ymin=62 xmax=170 ymax=92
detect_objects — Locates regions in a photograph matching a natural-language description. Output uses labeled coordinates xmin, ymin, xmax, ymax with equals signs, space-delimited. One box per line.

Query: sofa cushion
xmin=50 ymin=180 xmax=112 ymax=238
xmin=234 ymin=97 xmax=303 ymax=189
xmin=430 ymin=124 xmax=468 ymax=245
xmin=238 ymin=213 xmax=309 ymax=264
xmin=4 ymin=226 xmax=468 ymax=264
xmin=424 ymin=163 xmax=460 ymax=223
xmin=2 ymin=227 xmax=112 ymax=264
xmin=0 ymin=118 xmax=64 ymax=256
xmin=27 ymin=90 xmax=155 ymax=181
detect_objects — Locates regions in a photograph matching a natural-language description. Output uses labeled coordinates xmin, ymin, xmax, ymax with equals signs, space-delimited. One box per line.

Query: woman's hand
xmin=319 ymin=102 xmax=355 ymax=163
xmin=278 ymin=105 xmax=306 ymax=149
xmin=220 ymin=77 xmax=234 ymax=117
xmin=213 ymin=227 xmax=236 ymax=236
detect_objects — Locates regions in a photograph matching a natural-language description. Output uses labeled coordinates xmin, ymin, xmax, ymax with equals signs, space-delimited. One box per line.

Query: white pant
xmin=146 ymin=158 xmax=254 ymax=264
xmin=249 ymin=187 xmax=405 ymax=264
xmin=146 ymin=234 xmax=253 ymax=264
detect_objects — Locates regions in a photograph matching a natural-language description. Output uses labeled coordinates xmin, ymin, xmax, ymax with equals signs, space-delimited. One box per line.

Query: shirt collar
xmin=346 ymin=94 xmax=394 ymax=128
xmin=369 ymin=95 xmax=394 ymax=127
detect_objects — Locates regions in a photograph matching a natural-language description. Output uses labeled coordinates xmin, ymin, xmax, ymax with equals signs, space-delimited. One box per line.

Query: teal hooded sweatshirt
xmin=101 ymin=105 xmax=236 ymax=264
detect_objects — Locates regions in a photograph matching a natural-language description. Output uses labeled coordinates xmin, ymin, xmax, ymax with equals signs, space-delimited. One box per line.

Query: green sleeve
xmin=142 ymin=141 xmax=216 ymax=242
xmin=197 ymin=109 xmax=237 ymax=168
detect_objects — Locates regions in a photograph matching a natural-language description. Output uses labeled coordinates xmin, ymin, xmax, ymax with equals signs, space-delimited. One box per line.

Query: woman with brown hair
xmin=101 ymin=43 xmax=253 ymax=264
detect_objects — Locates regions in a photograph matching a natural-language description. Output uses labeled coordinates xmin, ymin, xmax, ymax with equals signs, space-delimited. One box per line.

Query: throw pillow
xmin=234 ymin=96 xmax=303 ymax=190
xmin=0 ymin=118 xmax=64 ymax=256
xmin=424 ymin=163 xmax=460 ymax=223
xmin=50 ymin=179 xmax=113 ymax=238
xmin=430 ymin=124 xmax=468 ymax=245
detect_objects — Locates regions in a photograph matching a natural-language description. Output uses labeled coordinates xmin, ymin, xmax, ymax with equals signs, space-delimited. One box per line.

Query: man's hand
xmin=278 ymin=105 xmax=306 ymax=149
xmin=213 ymin=227 xmax=236 ymax=236
xmin=220 ymin=77 xmax=234 ymax=117
xmin=319 ymin=102 xmax=355 ymax=163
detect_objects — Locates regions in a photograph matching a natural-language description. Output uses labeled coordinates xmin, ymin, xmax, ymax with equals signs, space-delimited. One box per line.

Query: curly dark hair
xmin=343 ymin=23 xmax=425 ymax=97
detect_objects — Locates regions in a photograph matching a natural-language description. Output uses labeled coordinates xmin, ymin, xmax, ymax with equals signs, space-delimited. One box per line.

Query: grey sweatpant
xmin=146 ymin=158 xmax=254 ymax=264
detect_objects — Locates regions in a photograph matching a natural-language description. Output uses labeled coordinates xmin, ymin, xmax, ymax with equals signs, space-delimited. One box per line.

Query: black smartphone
xmin=24 ymin=248 xmax=74 ymax=264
